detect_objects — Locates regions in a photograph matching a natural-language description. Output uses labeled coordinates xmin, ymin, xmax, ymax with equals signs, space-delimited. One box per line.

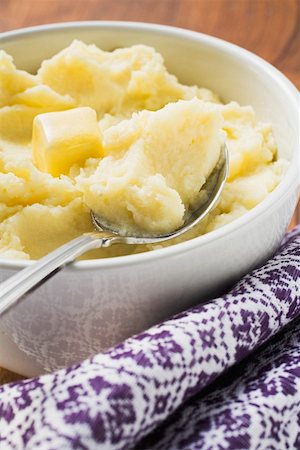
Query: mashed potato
xmin=77 ymin=99 xmax=224 ymax=234
xmin=0 ymin=41 xmax=288 ymax=260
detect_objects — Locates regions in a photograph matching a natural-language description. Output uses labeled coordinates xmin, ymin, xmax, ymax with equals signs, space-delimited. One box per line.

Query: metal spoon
xmin=0 ymin=144 xmax=228 ymax=316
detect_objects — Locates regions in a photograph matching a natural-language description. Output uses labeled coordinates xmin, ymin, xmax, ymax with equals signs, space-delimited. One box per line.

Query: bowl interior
xmin=0 ymin=22 xmax=298 ymax=271
xmin=1 ymin=22 xmax=298 ymax=164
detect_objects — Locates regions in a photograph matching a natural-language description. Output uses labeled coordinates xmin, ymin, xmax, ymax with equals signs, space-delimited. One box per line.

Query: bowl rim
xmin=0 ymin=20 xmax=299 ymax=270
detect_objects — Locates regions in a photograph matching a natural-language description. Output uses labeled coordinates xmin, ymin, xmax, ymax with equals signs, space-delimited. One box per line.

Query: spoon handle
xmin=0 ymin=232 xmax=117 ymax=316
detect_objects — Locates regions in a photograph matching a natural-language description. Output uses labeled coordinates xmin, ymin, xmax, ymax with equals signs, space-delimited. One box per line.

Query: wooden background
xmin=0 ymin=0 xmax=299 ymax=381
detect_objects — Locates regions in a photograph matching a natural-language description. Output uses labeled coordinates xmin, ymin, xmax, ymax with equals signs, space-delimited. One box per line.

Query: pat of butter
xmin=32 ymin=107 xmax=103 ymax=176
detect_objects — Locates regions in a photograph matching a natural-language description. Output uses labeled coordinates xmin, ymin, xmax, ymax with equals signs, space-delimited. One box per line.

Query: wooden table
xmin=0 ymin=0 xmax=299 ymax=383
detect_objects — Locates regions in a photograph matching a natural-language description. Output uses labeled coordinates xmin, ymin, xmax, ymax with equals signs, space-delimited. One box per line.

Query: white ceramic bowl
xmin=0 ymin=22 xmax=299 ymax=377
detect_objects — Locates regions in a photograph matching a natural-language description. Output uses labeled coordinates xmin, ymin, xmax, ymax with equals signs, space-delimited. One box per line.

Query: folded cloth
xmin=138 ymin=314 xmax=300 ymax=449
xmin=0 ymin=226 xmax=299 ymax=450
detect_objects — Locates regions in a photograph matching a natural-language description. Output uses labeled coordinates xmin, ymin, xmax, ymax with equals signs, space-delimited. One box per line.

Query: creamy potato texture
xmin=0 ymin=41 xmax=288 ymax=259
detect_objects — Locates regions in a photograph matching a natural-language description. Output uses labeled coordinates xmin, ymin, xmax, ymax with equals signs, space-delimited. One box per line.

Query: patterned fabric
xmin=138 ymin=317 xmax=300 ymax=449
xmin=0 ymin=226 xmax=299 ymax=450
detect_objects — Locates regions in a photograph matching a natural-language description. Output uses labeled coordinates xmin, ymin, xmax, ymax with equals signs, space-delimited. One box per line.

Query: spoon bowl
xmin=91 ymin=143 xmax=228 ymax=245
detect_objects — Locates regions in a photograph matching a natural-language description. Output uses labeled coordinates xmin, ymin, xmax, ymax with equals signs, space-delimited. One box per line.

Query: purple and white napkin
xmin=0 ymin=226 xmax=299 ymax=450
